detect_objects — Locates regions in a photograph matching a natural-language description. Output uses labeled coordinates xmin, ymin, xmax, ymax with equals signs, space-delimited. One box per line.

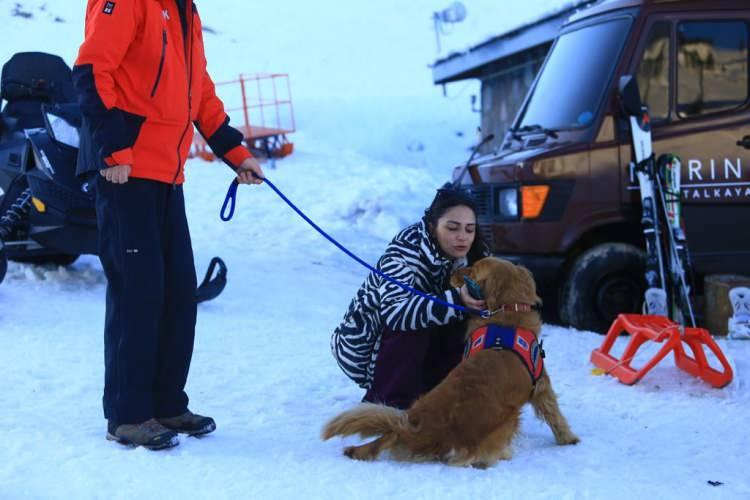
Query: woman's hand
xmin=459 ymin=284 xmax=486 ymax=311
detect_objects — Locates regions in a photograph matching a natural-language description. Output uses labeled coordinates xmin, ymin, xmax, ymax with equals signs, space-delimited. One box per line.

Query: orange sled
xmin=590 ymin=314 xmax=733 ymax=388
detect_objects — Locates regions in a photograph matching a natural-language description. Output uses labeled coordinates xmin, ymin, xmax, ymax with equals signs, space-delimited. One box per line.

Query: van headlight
xmin=45 ymin=112 xmax=80 ymax=149
xmin=497 ymin=188 xmax=518 ymax=217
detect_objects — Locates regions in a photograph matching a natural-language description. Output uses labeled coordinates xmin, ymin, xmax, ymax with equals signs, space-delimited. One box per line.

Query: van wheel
xmin=559 ymin=243 xmax=645 ymax=333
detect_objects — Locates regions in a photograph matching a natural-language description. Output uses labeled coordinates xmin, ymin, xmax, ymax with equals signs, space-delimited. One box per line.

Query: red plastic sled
xmin=590 ymin=314 xmax=733 ymax=388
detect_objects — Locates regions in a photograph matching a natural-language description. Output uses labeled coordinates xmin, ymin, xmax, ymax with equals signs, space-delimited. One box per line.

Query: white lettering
xmin=688 ymin=160 xmax=703 ymax=181
xmin=682 ymin=186 xmax=750 ymax=199
xmin=710 ymin=159 xmax=716 ymax=180
xmin=725 ymin=158 xmax=742 ymax=180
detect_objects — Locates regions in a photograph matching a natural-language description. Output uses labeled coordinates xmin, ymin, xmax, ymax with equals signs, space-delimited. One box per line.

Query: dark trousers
xmin=363 ymin=322 xmax=466 ymax=409
xmin=96 ymin=177 xmax=198 ymax=426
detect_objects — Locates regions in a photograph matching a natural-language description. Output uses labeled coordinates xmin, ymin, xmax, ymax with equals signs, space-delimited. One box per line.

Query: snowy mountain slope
xmin=0 ymin=0 xmax=577 ymax=171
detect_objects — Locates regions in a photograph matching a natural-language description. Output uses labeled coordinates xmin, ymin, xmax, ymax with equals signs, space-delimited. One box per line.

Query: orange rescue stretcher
xmin=191 ymin=73 xmax=295 ymax=161
xmin=590 ymin=314 xmax=733 ymax=388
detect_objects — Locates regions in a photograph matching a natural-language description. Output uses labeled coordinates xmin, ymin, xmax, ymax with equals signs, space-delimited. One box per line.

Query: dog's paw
xmin=557 ymin=433 xmax=580 ymax=446
xmin=344 ymin=445 xmax=375 ymax=461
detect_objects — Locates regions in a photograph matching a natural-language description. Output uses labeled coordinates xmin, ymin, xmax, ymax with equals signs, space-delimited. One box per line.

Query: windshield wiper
xmin=512 ymin=124 xmax=559 ymax=139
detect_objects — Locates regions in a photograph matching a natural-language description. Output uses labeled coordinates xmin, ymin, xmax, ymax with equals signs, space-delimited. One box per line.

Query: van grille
xmin=466 ymin=185 xmax=490 ymax=216
xmin=462 ymin=185 xmax=495 ymax=249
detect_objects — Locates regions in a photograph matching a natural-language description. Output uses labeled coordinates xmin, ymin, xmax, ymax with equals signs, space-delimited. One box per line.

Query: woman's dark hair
xmin=423 ymin=183 xmax=490 ymax=264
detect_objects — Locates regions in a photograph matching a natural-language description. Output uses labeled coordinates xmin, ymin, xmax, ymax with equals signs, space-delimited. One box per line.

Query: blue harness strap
xmin=464 ymin=324 xmax=545 ymax=384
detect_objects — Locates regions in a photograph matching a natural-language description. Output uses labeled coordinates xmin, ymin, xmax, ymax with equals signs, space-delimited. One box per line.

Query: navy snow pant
xmin=95 ymin=177 xmax=198 ymax=427
xmin=363 ymin=322 xmax=466 ymax=409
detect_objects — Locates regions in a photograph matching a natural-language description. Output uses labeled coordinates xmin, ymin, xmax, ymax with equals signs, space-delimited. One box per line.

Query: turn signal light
xmin=521 ymin=185 xmax=549 ymax=219
xmin=31 ymin=197 xmax=46 ymax=213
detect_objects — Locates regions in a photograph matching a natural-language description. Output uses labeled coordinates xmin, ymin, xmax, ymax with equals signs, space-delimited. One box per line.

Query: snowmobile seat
xmin=1 ymin=52 xmax=76 ymax=135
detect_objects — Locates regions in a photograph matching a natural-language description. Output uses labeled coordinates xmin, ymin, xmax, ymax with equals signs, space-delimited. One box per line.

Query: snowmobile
xmin=0 ymin=52 xmax=226 ymax=303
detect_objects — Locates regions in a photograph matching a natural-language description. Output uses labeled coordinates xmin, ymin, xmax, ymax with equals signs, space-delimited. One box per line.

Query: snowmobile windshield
xmin=516 ymin=15 xmax=634 ymax=133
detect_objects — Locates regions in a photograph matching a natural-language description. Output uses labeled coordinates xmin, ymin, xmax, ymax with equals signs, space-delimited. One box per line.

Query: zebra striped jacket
xmin=330 ymin=219 xmax=470 ymax=389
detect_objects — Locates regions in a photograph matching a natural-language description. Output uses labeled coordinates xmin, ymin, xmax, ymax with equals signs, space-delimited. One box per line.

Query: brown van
xmin=455 ymin=0 xmax=750 ymax=332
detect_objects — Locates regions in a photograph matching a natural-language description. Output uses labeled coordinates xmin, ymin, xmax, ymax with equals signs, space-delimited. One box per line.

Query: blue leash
xmin=221 ymin=176 xmax=488 ymax=317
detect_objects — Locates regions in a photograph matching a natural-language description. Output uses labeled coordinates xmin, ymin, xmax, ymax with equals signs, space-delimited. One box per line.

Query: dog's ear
xmin=516 ymin=265 xmax=542 ymax=306
xmin=480 ymin=263 xmax=508 ymax=310
xmin=450 ymin=266 xmax=473 ymax=288
xmin=517 ymin=265 xmax=535 ymax=285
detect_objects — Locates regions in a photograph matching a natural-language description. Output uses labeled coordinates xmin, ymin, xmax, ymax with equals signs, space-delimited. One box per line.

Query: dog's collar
xmin=481 ymin=303 xmax=541 ymax=318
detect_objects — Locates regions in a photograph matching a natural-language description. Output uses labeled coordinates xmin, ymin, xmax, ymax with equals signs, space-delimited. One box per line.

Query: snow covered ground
xmin=2 ymin=1 xmax=750 ymax=499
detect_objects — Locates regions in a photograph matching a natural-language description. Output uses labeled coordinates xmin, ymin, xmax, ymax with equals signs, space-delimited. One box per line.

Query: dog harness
xmin=464 ymin=325 xmax=545 ymax=385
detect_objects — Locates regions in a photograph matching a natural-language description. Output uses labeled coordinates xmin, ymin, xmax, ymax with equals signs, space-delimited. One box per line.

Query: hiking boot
xmin=106 ymin=419 xmax=179 ymax=450
xmin=157 ymin=410 xmax=216 ymax=436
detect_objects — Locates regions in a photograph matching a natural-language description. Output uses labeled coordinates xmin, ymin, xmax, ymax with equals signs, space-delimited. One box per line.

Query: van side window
xmin=677 ymin=21 xmax=749 ymax=118
xmin=637 ymin=22 xmax=670 ymax=120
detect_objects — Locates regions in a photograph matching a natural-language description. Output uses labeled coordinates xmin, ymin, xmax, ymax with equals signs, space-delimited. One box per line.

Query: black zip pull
xmin=150 ymin=29 xmax=167 ymax=97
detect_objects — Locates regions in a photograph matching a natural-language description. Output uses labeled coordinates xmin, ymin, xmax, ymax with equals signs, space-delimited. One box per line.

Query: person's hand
xmin=100 ymin=164 xmax=131 ymax=184
xmin=460 ymin=284 xmax=487 ymax=311
xmin=236 ymin=157 xmax=264 ymax=185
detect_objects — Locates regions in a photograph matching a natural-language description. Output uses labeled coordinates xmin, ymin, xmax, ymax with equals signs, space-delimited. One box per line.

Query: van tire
xmin=559 ymin=243 xmax=645 ymax=333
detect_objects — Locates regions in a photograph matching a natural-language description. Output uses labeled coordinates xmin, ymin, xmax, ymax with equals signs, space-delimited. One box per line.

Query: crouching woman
xmin=331 ymin=185 xmax=489 ymax=409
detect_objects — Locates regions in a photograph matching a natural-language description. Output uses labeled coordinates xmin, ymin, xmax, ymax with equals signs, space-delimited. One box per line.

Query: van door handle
xmin=738 ymin=136 xmax=750 ymax=149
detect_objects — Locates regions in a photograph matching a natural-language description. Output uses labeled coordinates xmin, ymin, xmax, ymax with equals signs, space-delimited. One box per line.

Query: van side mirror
xmin=618 ymin=75 xmax=644 ymax=117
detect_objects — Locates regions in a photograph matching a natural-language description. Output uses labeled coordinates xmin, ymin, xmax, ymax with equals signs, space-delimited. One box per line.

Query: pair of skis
xmin=620 ymin=76 xmax=696 ymax=327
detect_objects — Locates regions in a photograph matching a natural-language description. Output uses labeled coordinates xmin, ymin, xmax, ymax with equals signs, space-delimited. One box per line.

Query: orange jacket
xmin=73 ymin=0 xmax=251 ymax=184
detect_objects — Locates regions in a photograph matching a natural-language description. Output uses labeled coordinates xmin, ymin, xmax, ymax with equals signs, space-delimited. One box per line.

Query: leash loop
xmin=220 ymin=179 xmax=239 ymax=221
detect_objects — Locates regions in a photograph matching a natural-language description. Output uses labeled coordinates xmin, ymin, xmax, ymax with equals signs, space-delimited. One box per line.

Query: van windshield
xmin=517 ymin=16 xmax=633 ymax=132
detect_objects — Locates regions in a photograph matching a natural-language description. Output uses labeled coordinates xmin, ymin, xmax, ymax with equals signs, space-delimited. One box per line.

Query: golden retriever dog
xmin=322 ymin=257 xmax=579 ymax=468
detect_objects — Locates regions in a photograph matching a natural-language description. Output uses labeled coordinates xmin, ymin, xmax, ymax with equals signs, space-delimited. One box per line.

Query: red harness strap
xmin=464 ymin=324 xmax=545 ymax=384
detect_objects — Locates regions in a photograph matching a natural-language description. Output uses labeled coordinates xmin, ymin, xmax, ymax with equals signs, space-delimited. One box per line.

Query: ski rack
xmin=591 ymin=314 xmax=733 ymax=388
xmin=590 ymin=76 xmax=733 ymax=389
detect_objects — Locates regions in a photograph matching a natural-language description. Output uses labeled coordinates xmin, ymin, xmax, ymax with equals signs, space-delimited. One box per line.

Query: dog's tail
xmin=321 ymin=403 xmax=408 ymax=440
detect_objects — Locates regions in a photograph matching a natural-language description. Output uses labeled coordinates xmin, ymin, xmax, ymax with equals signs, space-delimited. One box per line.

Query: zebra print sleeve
xmin=378 ymin=254 xmax=463 ymax=332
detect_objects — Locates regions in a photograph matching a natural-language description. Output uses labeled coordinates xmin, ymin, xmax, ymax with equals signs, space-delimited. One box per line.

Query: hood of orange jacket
xmin=73 ymin=0 xmax=250 ymax=184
